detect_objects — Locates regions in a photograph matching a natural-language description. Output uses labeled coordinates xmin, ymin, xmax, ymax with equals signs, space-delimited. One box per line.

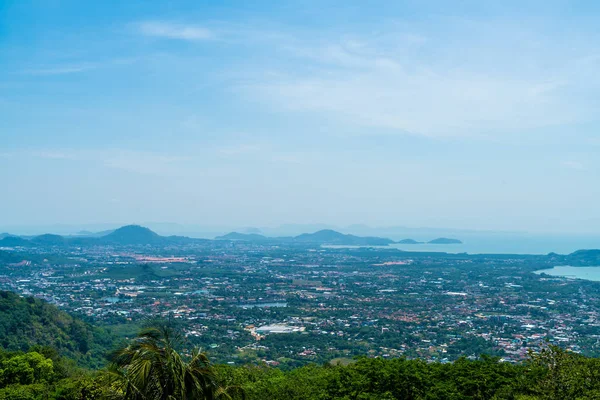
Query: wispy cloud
xmin=21 ymin=58 xmax=137 ymax=76
xmin=102 ymin=150 xmax=189 ymax=176
xmin=136 ymin=21 xmax=214 ymax=41
xmin=243 ymin=55 xmax=584 ymax=138
xmin=34 ymin=151 xmax=81 ymax=160
xmin=22 ymin=63 xmax=98 ymax=75
xmin=233 ymin=22 xmax=600 ymax=139
xmin=248 ymin=72 xmax=582 ymax=139
xmin=26 ymin=149 xmax=190 ymax=176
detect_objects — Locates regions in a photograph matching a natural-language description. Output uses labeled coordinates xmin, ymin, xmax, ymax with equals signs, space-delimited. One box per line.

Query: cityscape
xmin=2 ymin=225 xmax=599 ymax=369
xmin=3 ymin=0 xmax=600 ymax=397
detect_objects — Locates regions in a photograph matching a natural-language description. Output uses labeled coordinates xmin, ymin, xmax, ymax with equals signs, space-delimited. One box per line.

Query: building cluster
xmin=1 ymin=241 xmax=600 ymax=366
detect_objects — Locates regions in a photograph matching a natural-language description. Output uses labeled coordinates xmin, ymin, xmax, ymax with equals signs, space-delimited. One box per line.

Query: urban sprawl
xmin=1 ymin=236 xmax=599 ymax=369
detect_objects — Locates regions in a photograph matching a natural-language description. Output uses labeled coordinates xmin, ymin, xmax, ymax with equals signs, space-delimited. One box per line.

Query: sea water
xmin=534 ymin=266 xmax=600 ymax=282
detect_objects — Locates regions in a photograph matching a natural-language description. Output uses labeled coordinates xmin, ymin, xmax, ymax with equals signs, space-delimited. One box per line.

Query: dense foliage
xmin=215 ymin=348 xmax=600 ymax=400
xmin=105 ymin=325 xmax=239 ymax=400
xmin=4 ymin=343 xmax=600 ymax=399
xmin=0 ymin=291 xmax=115 ymax=368
xmin=0 ymin=347 xmax=104 ymax=400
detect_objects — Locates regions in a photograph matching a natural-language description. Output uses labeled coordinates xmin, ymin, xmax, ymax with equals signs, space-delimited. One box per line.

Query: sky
xmin=1 ymin=0 xmax=600 ymax=233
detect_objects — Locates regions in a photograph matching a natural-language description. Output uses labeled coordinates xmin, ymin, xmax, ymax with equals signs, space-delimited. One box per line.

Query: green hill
xmin=0 ymin=236 xmax=30 ymax=247
xmin=99 ymin=225 xmax=162 ymax=245
xmin=0 ymin=250 xmax=24 ymax=264
xmin=0 ymin=291 xmax=115 ymax=368
xmin=567 ymin=249 xmax=600 ymax=265
xmin=30 ymin=234 xmax=68 ymax=246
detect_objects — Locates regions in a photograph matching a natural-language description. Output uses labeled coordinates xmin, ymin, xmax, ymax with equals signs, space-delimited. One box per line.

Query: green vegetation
xmin=0 ymin=250 xmax=24 ymax=264
xmin=106 ymin=325 xmax=240 ymax=400
xmin=215 ymin=347 xmax=600 ymax=399
xmin=0 ymin=347 xmax=102 ymax=400
xmin=0 ymin=291 xmax=115 ymax=368
xmin=4 ymin=335 xmax=600 ymax=399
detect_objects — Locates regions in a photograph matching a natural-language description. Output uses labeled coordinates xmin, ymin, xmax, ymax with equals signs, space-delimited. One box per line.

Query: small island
xmin=397 ymin=239 xmax=423 ymax=244
xmin=428 ymin=237 xmax=463 ymax=244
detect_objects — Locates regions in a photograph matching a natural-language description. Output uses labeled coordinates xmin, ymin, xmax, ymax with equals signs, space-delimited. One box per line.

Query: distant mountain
xmin=0 ymin=225 xmax=469 ymax=248
xmin=215 ymin=229 xmax=394 ymax=246
xmin=96 ymin=225 xmax=208 ymax=246
xmin=95 ymin=229 xmax=116 ymax=236
xmin=570 ymin=249 xmax=600 ymax=257
xmin=293 ymin=229 xmax=394 ymax=245
xmin=99 ymin=225 xmax=162 ymax=245
xmin=215 ymin=232 xmax=269 ymax=241
xmin=30 ymin=233 xmax=68 ymax=246
xmin=0 ymin=235 xmax=30 ymax=247
xmin=74 ymin=229 xmax=114 ymax=237
xmin=1 ymin=234 xmax=70 ymax=247
xmin=567 ymin=249 xmax=600 ymax=265
xmin=0 ymin=225 xmax=208 ymax=248
xmin=397 ymin=239 xmax=422 ymax=244
xmin=263 ymin=223 xmax=336 ymax=236
xmin=428 ymin=238 xmax=463 ymax=244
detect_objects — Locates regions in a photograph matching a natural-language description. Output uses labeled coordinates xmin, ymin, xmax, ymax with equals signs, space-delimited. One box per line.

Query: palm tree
xmin=106 ymin=324 xmax=239 ymax=400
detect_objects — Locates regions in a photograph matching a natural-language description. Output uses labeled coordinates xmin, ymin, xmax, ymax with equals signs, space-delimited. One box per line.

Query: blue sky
xmin=1 ymin=0 xmax=599 ymax=233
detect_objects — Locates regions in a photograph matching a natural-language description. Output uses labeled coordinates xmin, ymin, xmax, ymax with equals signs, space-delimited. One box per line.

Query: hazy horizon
xmin=3 ymin=220 xmax=600 ymax=255
xmin=2 ymin=1 xmax=600 ymax=234
xmin=3 ymin=220 xmax=600 ymax=237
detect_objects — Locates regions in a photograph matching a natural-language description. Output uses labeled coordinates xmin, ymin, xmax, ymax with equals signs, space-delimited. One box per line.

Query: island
xmin=396 ymin=239 xmax=423 ymax=244
xmin=428 ymin=237 xmax=463 ymax=244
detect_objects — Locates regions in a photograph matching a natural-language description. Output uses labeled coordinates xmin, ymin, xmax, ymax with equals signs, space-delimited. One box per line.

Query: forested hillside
xmin=0 ymin=291 xmax=115 ymax=368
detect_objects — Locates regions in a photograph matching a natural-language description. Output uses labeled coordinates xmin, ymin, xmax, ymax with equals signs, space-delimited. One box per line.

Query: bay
xmin=534 ymin=265 xmax=600 ymax=282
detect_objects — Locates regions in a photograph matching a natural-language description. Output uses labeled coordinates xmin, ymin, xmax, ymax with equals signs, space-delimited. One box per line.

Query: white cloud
xmin=137 ymin=21 xmax=214 ymax=41
xmin=235 ymin=23 xmax=599 ymax=139
xmin=561 ymin=161 xmax=586 ymax=170
xmin=244 ymin=59 xmax=585 ymax=138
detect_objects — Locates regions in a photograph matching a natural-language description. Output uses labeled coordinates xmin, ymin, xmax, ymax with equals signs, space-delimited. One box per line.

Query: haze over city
xmin=2 ymin=0 xmax=600 ymax=234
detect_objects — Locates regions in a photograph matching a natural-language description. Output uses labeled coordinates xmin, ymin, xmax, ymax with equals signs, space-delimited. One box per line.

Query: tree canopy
xmin=1 ymin=322 xmax=600 ymax=399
